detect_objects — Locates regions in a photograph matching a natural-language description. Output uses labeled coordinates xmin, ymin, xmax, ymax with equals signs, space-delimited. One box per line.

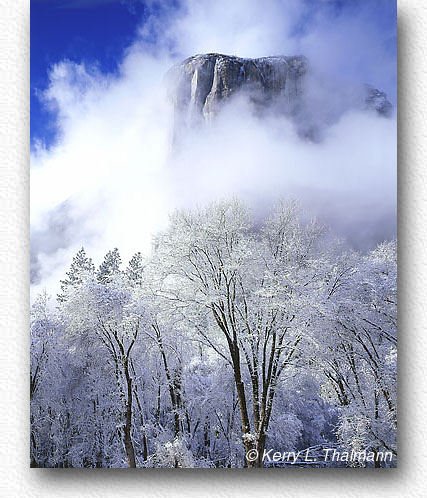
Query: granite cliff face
xmin=168 ymin=53 xmax=308 ymax=123
xmin=167 ymin=53 xmax=392 ymax=139
xmin=363 ymin=85 xmax=393 ymax=116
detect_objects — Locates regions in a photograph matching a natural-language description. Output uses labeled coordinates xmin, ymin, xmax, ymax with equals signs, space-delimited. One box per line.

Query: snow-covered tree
xmin=313 ymin=240 xmax=397 ymax=466
xmin=61 ymin=272 xmax=147 ymax=467
xmin=126 ymin=252 xmax=145 ymax=286
xmin=97 ymin=248 xmax=122 ymax=284
xmin=57 ymin=247 xmax=95 ymax=302
xmin=150 ymin=199 xmax=329 ymax=466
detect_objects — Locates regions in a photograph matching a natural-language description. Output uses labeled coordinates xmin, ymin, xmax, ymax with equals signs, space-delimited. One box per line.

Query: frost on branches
xmin=30 ymin=200 xmax=397 ymax=468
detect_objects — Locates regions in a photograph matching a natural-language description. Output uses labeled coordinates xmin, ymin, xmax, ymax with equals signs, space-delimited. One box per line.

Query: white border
xmin=1 ymin=0 xmax=426 ymax=496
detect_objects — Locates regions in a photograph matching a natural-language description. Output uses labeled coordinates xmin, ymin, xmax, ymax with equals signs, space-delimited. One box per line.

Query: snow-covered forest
xmin=30 ymin=199 xmax=397 ymax=468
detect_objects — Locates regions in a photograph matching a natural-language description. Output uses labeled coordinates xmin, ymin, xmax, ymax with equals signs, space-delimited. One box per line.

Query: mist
xmin=30 ymin=0 xmax=396 ymax=300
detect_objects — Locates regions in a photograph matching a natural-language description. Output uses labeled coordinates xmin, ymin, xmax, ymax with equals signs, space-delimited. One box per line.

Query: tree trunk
xmin=154 ymin=324 xmax=181 ymax=437
xmin=231 ymin=347 xmax=256 ymax=468
xmin=131 ymin=362 xmax=148 ymax=463
xmin=123 ymin=359 xmax=136 ymax=468
xmin=255 ymin=433 xmax=266 ymax=468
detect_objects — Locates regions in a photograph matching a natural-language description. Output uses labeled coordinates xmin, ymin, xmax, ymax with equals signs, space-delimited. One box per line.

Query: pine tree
xmin=57 ymin=247 xmax=95 ymax=302
xmin=125 ymin=252 xmax=144 ymax=286
xmin=97 ymin=248 xmax=122 ymax=284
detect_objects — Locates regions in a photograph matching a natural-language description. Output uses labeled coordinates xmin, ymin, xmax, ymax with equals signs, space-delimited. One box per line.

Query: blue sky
xmin=31 ymin=1 xmax=147 ymax=147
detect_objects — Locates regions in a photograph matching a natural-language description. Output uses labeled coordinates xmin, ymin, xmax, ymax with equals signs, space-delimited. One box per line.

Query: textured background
xmin=0 ymin=0 xmax=426 ymax=496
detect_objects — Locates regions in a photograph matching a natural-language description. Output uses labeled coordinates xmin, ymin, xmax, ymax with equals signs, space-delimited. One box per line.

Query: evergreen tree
xmin=97 ymin=248 xmax=122 ymax=284
xmin=57 ymin=247 xmax=95 ymax=302
xmin=126 ymin=252 xmax=144 ymax=286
